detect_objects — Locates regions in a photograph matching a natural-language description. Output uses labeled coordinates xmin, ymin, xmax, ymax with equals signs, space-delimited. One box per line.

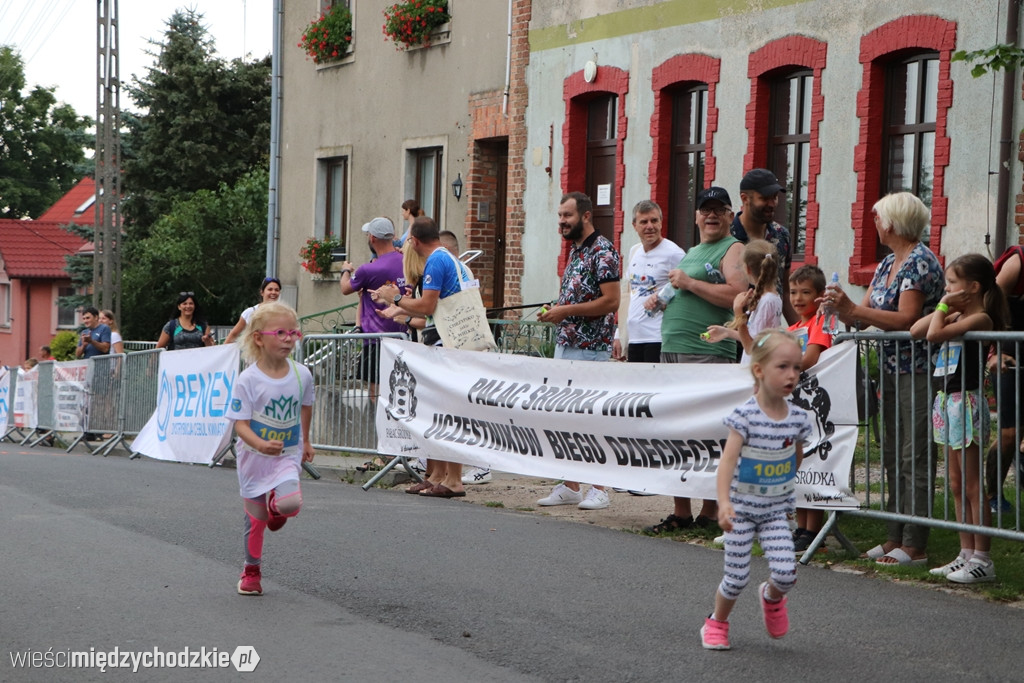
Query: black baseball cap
xmin=739 ymin=168 xmax=784 ymax=196
xmin=696 ymin=186 xmax=732 ymax=209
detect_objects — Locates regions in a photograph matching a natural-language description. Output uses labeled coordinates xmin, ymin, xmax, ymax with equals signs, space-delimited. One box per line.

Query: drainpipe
xmin=24 ymin=283 xmax=31 ymax=360
xmin=266 ymin=0 xmax=283 ymax=277
xmin=502 ymin=0 xmax=512 ymax=114
xmin=995 ymin=0 xmax=1020 ymax=255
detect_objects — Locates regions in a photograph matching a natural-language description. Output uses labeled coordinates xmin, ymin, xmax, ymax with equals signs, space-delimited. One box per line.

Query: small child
xmin=226 ymin=301 xmax=315 ymax=596
xmin=910 ymin=253 xmax=1007 ymax=583
xmin=701 ymin=329 xmax=810 ymax=650
xmin=787 ymin=265 xmax=833 ymax=551
xmin=705 ymin=240 xmax=783 ymax=363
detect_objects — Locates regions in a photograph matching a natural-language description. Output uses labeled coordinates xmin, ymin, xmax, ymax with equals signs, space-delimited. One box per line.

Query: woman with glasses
xmin=225 ymin=277 xmax=283 ymax=344
xmin=156 ymin=291 xmax=215 ymax=350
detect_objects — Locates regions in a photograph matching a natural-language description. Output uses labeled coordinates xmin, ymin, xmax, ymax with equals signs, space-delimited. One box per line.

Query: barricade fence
xmin=836 ymin=330 xmax=1024 ymax=543
xmin=10 ymin=328 xmax=1024 ymax=549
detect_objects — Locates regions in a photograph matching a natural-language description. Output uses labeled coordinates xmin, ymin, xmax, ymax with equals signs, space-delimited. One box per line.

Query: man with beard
xmin=536 ymin=191 xmax=621 ymax=510
xmin=730 ymin=168 xmax=796 ymax=324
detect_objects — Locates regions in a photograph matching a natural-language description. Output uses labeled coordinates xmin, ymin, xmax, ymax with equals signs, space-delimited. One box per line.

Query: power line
xmin=19 ymin=0 xmax=62 ymax=64
xmin=25 ymin=0 xmax=74 ymax=67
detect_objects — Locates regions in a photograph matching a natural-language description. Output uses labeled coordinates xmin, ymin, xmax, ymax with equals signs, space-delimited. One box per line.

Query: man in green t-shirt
xmin=644 ymin=187 xmax=746 ymax=535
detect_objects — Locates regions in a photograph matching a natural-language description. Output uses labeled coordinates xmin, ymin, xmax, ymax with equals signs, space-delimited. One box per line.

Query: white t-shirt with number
xmin=625 ymin=239 xmax=686 ymax=345
xmin=226 ymin=360 xmax=315 ymax=498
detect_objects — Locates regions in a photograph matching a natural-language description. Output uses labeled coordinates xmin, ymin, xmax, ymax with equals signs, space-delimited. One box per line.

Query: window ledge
xmin=402 ymin=22 xmax=451 ymax=51
xmin=315 ymin=49 xmax=355 ymax=71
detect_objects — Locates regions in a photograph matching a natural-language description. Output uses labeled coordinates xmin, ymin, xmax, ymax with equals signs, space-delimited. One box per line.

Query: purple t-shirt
xmin=349 ymin=250 xmax=407 ymax=335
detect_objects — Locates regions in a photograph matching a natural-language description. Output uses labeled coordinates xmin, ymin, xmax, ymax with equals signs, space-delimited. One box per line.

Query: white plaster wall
xmin=523 ymin=0 xmax=1021 ymax=307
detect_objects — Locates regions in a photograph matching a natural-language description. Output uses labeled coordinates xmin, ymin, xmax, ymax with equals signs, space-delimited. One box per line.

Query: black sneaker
xmin=793 ymin=529 xmax=813 ymax=553
xmin=694 ymin=515 xmax=718 ymax=529
xmin=642 ymin=514 xmax=694 ymax=535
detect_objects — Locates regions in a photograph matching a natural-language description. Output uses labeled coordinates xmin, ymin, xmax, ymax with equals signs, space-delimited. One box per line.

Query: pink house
xmin=0 ymin=178 xmax=95 ymax=365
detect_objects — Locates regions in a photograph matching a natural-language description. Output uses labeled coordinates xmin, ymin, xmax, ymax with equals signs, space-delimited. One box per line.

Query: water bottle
xmin=646 ymin=283 xmax=676 ymax=316
xmin=705 ymin=262 xmax=726 ymax=284
xmin=823 ymin=272 xmax=841 ymax=334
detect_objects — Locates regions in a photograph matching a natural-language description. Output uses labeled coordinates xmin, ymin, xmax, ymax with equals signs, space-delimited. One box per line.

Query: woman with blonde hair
xmin=99 ymin=309 xmax=124 ymax=354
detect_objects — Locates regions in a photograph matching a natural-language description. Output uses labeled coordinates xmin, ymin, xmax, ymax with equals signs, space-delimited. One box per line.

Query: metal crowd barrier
xmin=1 ymin=367 xmax=22 ymax=442
xmin=98 ymin=349 xmax=163 ymax=457
xmin=25 ymin=361 xmax=56 ymax=447
xmin=809 ymin=331 xmax=1024 ymax=559
xmin=489 ymin=318 xmax=555 ymax=357
xmin=64 ymin=353 xmax=124 ymax=453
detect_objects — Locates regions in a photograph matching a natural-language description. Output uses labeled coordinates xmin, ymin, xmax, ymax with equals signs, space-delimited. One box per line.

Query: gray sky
xmin=0 ymin=0 xmax=274 ymax=117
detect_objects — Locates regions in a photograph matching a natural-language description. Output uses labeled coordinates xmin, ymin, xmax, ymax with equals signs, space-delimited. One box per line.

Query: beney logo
xmin=791 ymin=371 xmax=835 ymax=460
xmin=156 ymin=371 xmax=173 ymax=441
xmin=385 ymin=352 xmax=417 ymax=422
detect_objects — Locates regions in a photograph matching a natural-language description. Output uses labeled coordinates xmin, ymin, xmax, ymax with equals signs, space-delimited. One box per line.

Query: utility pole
xmin=94 ymin=0 xmax=121 ymax=318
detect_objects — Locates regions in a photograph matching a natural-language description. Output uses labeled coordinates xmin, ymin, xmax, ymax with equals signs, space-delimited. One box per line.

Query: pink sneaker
xmin=266 ymin=491 xmax=286 ymax=532
xmin=237 ymin=564 xmax=262 ymax=596
xmin=700 ymin=616 xmax=730 ymax=650
xmin=759 ymin=582 xmax=788 ymax=638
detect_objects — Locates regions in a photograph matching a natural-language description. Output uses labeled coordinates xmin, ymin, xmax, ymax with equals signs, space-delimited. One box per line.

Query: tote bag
xmin=431 ymin=249 xmax=497 ymax=352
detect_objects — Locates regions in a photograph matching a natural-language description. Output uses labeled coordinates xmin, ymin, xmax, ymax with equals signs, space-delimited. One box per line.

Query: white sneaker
xmin=578 ymin=487 xmax=610 ymax=510
xmin=462 ymin=467 xmax=492 ymax=485
xmin=712 ymin=534 xmax=726 ymax=545
xmin=947 ymin=558 xmax=996 ymax=584
xmin=929 ymin=555 xmax=968 ymax=577
xmin=537 ymin=483 xmax=583 ymax=506
xmin=394 ymin=458 xmax=426 ymax=475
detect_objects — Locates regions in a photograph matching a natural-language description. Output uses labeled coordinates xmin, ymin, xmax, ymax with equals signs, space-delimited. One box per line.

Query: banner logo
xmin=385 ymin=352 xmax=417 ymax=422
xmin=156 ymin=371 xmax=173 ymax=441
xmin=790 ymin=371 xmax=835 ymax=459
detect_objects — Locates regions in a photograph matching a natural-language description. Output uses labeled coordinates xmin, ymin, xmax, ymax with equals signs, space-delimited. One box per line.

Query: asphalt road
xmin=2 ymin=445 xmax=1024 ymax=683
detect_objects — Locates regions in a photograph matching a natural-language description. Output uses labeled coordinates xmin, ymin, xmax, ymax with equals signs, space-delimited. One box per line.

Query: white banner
xmin=131 ymin=344 xmax=240 ymax=464
xmin=376 ymin=339 xmax=860 ymax=508
xmin=53 ymin=360 xmax=91 ymax=432
xmin=0 ymin=367 xmax=11 ymax=433
xmin=14 ymin=366 xmax=38 ymax=429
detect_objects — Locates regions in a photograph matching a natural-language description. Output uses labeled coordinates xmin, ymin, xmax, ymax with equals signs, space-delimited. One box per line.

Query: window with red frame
xmin=881 ymin=53 xmax=938 ymax=254
xmin=668 ymin=85 xmax=707 ymax=250
xmin=767 ymin=70 xmax=812 ymax=261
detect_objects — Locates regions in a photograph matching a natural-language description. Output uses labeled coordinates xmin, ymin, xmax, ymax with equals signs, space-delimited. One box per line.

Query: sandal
xmin=642 ymin=514 xmax=694 ymax=535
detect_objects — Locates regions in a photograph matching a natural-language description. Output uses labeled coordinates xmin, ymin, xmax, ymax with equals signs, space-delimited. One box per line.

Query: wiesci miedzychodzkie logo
xmin=790 ymin=371 xmax=835 ymax=460
xmin=385 ymin=352 xmax=417 ymax=422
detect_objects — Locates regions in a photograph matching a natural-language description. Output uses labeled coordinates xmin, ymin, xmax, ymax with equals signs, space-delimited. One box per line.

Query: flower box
xmin=299 ymin=4 xmax=353 ymax=65
xmin=383 ymin=0 xmax=450 ymax=50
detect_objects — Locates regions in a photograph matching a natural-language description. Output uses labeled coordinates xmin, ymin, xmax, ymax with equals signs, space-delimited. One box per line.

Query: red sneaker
xmin=237 ymin=564 xmax=262 ymax=596
xmin=266 ymin=491 xmax=286 ymax=532
xmin=759 ymin=582 xmax=788 ymax=638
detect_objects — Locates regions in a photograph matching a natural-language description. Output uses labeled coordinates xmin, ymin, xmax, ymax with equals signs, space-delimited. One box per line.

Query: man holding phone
xmin=75 ymin=307 xmax=112 ymax=359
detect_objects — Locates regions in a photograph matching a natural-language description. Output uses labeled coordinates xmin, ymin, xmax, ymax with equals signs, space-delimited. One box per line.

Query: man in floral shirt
xmin=730 ymin=168 xmax=797 ymax=324
xmin=536 ymin=191 xmax=620 ymax=510
xmin=539 ymin=191 xmax=621 ymax=359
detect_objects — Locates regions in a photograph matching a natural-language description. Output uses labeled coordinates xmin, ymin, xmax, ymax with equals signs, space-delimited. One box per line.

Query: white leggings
xmin=242 ymin=479 xmax=302 ymax=565
xmin=718 ymin=495 xmax=797 ymax=601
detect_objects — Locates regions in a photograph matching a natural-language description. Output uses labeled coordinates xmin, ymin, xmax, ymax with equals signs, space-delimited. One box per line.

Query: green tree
xmin=121 ymin=9 xmax=271 ymax=236
xmin=121 ymin=167 xmax=269 ymax=339
xmin=0 ymin=46 xmax=92 ymax=218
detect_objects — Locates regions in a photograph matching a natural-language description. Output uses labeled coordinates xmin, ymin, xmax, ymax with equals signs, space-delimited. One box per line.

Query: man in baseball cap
xmin=731 ymin=168 xmax=796 ymax=323
xmin=339 ymin=216 xmax=407 ymax=396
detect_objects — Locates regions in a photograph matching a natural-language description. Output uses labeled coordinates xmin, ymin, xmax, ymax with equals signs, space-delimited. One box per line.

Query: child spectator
xmin=787 ymin=265 xmax=833 ymax=551
xmin=911 ymin=253 xmax=1007 ymax=583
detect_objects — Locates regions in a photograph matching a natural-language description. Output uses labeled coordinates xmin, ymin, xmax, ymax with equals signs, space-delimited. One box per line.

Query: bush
xmin=50 ymin=330 xmax=78 ymax=361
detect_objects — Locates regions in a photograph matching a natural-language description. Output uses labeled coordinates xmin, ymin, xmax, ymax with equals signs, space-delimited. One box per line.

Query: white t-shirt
xmin=740 ymin=291 xmax=783 ymax=365
xmin=226 ymin=360 xmax=315 ymax=498
xmin=110 ymin=331 xmax=123 ymax=346
xmin=240 ymin=304 xmax=259 ymax=323
xmin=625 ymin=239 xmax=686 ymax=345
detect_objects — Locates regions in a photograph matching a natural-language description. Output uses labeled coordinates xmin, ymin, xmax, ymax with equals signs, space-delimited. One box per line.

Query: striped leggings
xmin=718 ymin=495 xmax=797 ymax=601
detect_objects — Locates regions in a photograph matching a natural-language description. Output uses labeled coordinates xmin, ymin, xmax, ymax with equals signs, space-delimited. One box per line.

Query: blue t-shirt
xmin=422 ymin=249 xmax=465 ymax=299
xmin=81 ymin=323 xmax=112 ymax=358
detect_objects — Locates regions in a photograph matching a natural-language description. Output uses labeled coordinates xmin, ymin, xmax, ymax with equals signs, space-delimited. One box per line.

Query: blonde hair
xmin=728 ymin=239 xmax=778 ymax=330
xmin=748 ymin=329 xmax=802 ymax=379
xmin=402 ymin=239 xmax=426 ymax=288
xmin=100 ymin=309 xmax=120 ymax=333
xmin=872 ymin=192 xmax=929 ymax=241
xmin=240 ymin=301 xmax=299 ymax=364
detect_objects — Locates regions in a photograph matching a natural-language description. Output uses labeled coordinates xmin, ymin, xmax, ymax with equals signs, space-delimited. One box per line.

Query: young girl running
xmin=701 ymin=329 xmax=810 ymax=650
xmin=226 ymin=301 xmax=315 ymax=596
xmin=705 ymin=239 xmax=783 ymax=363
xmin=910 ymin=253 xmax=1007 ymax=583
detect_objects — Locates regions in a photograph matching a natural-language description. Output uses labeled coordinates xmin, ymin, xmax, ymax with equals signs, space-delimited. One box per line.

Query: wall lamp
xmin=451 ymin=172 xmax=463 ymax=201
